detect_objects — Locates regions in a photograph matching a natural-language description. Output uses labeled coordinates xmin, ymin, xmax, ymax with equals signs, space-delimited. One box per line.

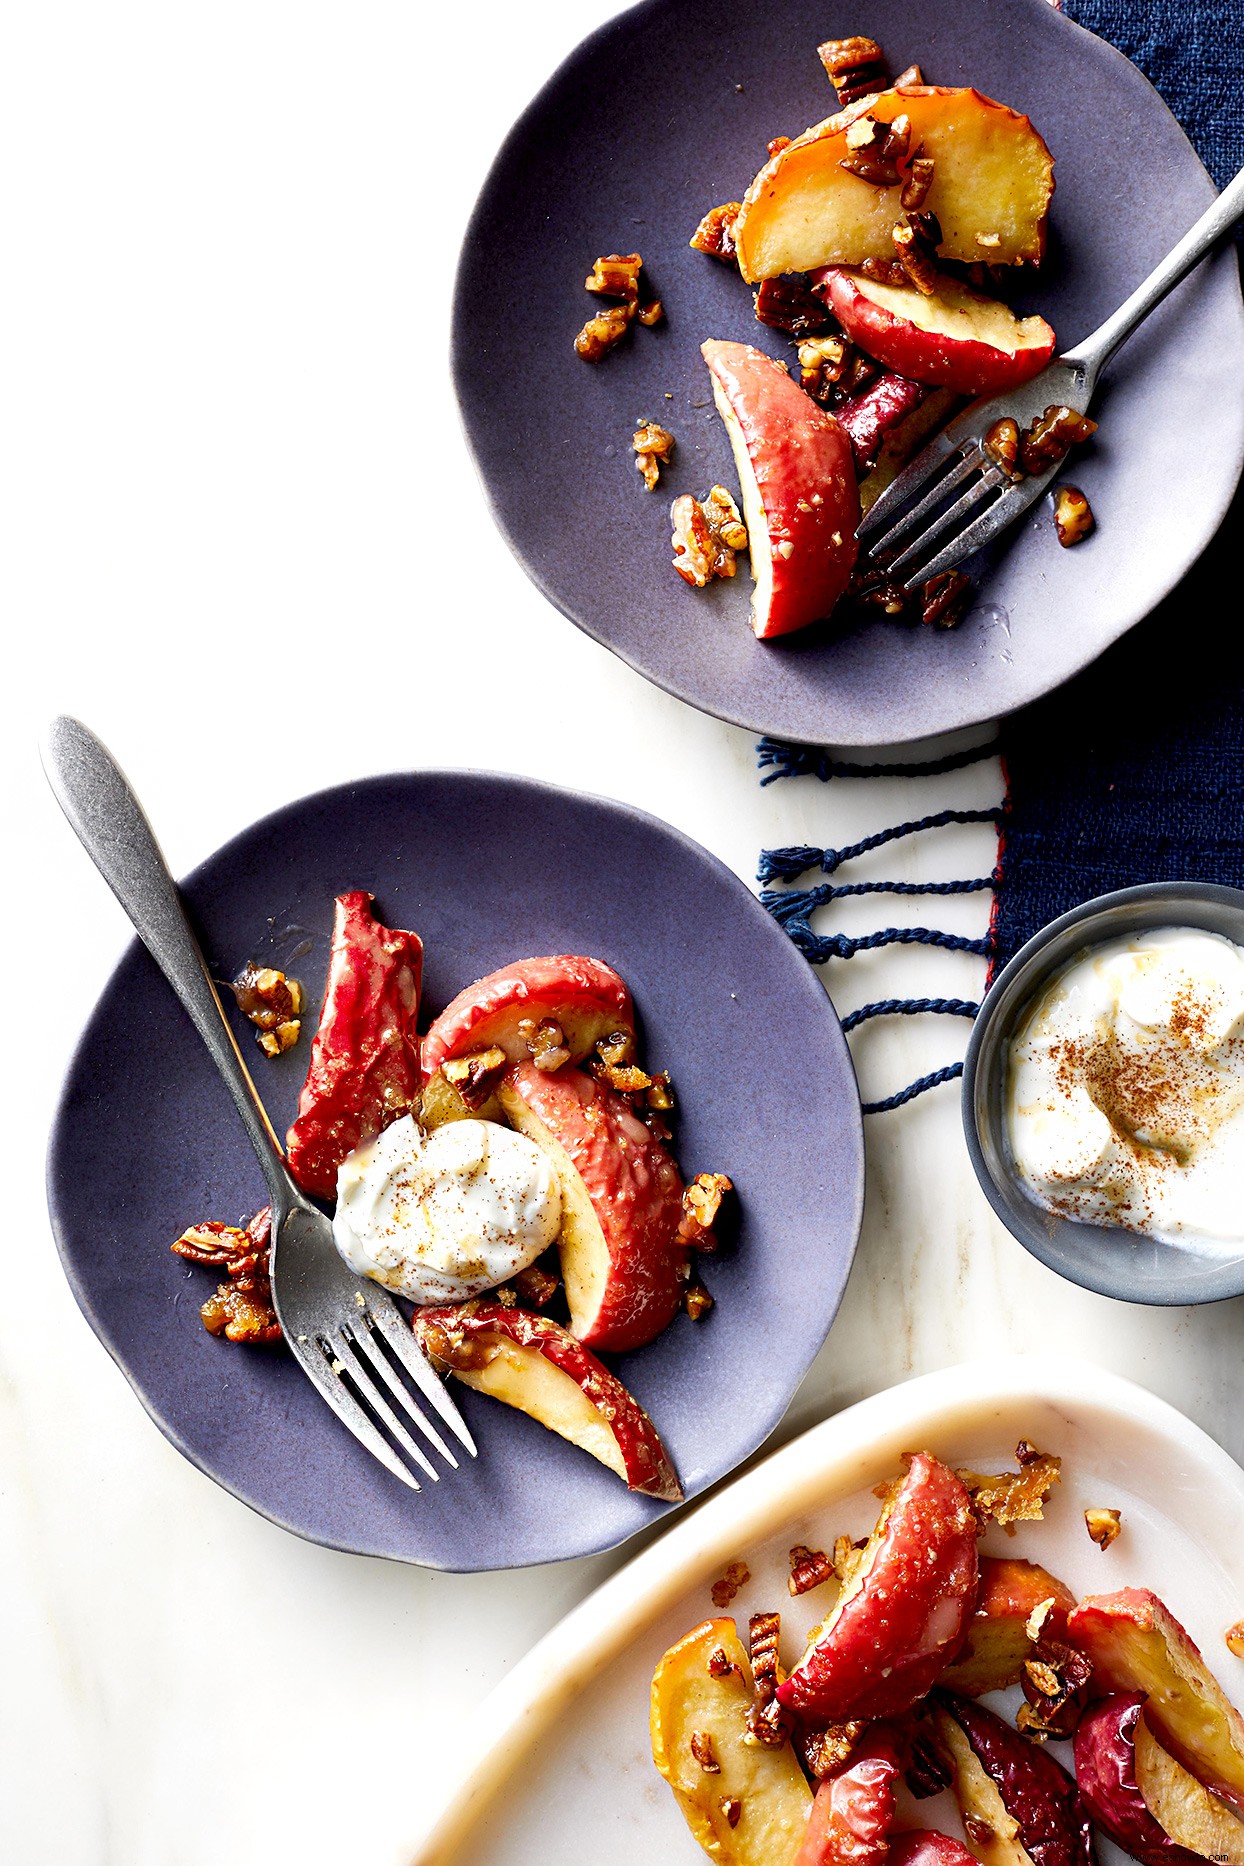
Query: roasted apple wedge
xmin=414 ymin=1303 xmax=680 ymax=1499
xmin=1074 ymin=1695 xmax=1210 ymax=1866
xmin=777 ymin=1452 xmax=978 ymax=1722
xmin=815 ymin=270 xmax=1056 ymax=397
xmin=1135 ymin=1708 xmax=1244 ymax=1864
xmin=701 ymin=338 xmax=859 ymax=639
xmin=935 ymin=1692 xmax=1096 ymax=1866
xmin=733 ymin=86 xmax=1054 ymax=282
xmin=795 ymin=1727 xmax=902 ymax=1866
xmin=651 ymin=1617 xmax=812 ymax=1863
xmin=496 ymin=1058 xmax=686 ymax=1353
xmin=420 ymin=954 xmax=633 ymax=1079
xmin=1069 ymin=1591 xmax=1244 ymax=1813
xmin=942 ymin=1557 xmax=1077 ymax=1697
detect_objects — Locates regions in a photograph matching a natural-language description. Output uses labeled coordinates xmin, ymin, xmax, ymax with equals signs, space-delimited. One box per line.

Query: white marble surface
xmin=3 ymin=5 xmax=1240 ymax=1862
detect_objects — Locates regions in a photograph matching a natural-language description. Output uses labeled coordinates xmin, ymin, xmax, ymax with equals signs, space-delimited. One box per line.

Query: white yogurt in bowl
xmin=1006 ymin=926 xmax=1244 ymax=1250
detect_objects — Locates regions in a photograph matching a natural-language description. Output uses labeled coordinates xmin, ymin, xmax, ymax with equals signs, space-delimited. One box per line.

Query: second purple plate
xmin=47 ymin=771 xmax=863 ymax=1570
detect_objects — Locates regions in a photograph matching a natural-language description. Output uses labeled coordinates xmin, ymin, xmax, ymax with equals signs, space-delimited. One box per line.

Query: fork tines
xmin=857 ymin=439 xmax=1012 ymax=586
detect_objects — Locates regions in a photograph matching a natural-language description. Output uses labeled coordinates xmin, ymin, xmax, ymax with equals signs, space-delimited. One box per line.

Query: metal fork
xmin=858 ymin=161 xmax=1244 ymax=586
xmin=42 ymin=716 xmax=476 ymax=1491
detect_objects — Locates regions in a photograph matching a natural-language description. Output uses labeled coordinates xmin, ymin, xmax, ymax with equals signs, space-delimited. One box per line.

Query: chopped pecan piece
xmin=636 ymin=300 xmax=664 ymax=327
xmin=231 ymin=963 xmax=303 ymax=1057
xmin=1020 ymin=404 xmax=1098 ymax=475
xmin=690 ymin=1731 xmax=720 ymax=1773
xmin=584 ymin=252 xmax=642 ymax=301
xmin=798 ymin=334 xmax=849 ymax=400
xmin=1018 ymin=1628 xmax=1094 ymax=1738
xmin=817 ymin=35 xmax=888 ymax=107
xmin=683 ymin=1281 xmax=714 ymax=1321
xmin=518 ymin=1016 xmax=571 ymax=1073
xmin=691 ymin=203 xmax=741 ymax=261
xmin=1053 ymin=484 xmax=1094 ymax=547
xmin=1085 ymin=1505 xmax=1121 ymax=1548
xmin=671 ymin=489 xmax=747 ymax=587
xmin=900 ymin=154 xmax=935 ymax=212
xmin=840 ymin=113 xmax=911 ymax=187
xmin=708 ymin=1646 xmax=739 ymax=1679
xmin=574 ymin=302 xmax=636 ymax=363
xmin=854 ymin=573 xmax=913 ymax=618
xmin=892 ymin=209 xmax=941 ymax=293
xmin=595 ymin=1029 xmax=637 ymax=1068
xmin=802 ymin=1721 xmax=867 ymax=1778
xmin=510 ymin=1260 xmax=560 ymax=1309
xmin=892 ymin=63 xmax=925 ymax=88
xmin=788 ymin=1543 xmax=836 ymax=1596
xmin=858 ymin=256 xmax=910 ymax=287
xmin=753 ymin=274 xmax=838 ymax=337
xmin=172 ymin=1207 xmax=280 ymax=1345
xmin=633 ymin=419 xmax=676 ymax=491
xmin=442 ymin=1044 xmax=507 ymax=1108
xmin=957 ymin=1448 xmax=1062 ymax=1531
xmin=677 ymin=1172 xmax=734 ymax=1249
xmin=921 ymin=569 xmax=972 ymax=629
xmin=710 ymin=1560 xmax=750 ymax=1609
xmin=720 ymin=1797 xmax=742 ymax=1828
xmin=1227 ymin=1621 xmax=1244 ymax=1659
xmin=744 ymin=1612 xmax=792 ymax=1748
xmin=983 ymin=415 xmax=1022 ymax=477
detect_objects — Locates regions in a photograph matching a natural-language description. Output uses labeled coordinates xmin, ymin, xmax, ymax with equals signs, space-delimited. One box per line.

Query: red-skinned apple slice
xmin=1135 ymin=1711 xmax=1244 ymax=1864
xmin=413 ymin=1302 xmax=680 ymax=1500
xmin=814 ymin=270 xmax=1056 ymax=397
xmin=495 ymin=1059 xmax=685 ymax=1353
xmin=795 ymin=1727 xmax=902 ymax=1866
xmin=1068 ymin=1591 xmax=1244 ymax=1814
xmin=891 ymin=1836 xmax=980 ymax=1866
xmin=942 ymin=1557 xmax=1077 ymax=1697
xmin=420 ymin=955 xmax=632 ymax=1080
xmin=701 ymin=339 xmax=859 ymax=639
xmin=935 ymin=1692 xmax=1096 ymax=1866
xmin=1074 ymin=1695 xmax=1205 ymax=1866
xmin=777 ymin=1452 xmax=979 ymax=1722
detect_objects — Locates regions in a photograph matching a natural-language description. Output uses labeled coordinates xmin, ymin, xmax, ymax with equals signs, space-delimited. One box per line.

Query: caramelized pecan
xmin=690 ymin=202 xmax=742 ymax=261
xmin=1053 ymin=484 xmax=1095 ymax=547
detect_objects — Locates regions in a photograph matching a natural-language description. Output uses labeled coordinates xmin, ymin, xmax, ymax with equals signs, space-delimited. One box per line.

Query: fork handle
xmin=1066 ymin=160 xmax=1244 ymax=382
xmin=42 ymin=716 xmax=300 ymax=1215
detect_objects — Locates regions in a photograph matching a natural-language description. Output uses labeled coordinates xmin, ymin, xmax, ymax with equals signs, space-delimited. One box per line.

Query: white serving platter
xmin=411 ymin=1357 xmax=1244 ymax=1866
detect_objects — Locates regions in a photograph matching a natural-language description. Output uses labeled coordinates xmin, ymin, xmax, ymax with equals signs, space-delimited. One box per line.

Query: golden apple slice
xmin=1136 ymin=1714 xmax=1244 ymax=1864
xmin=733 ymin=86 xmax=1055 ymax=282
xmin=651 ymin=1617 xmax=811 ymax=1861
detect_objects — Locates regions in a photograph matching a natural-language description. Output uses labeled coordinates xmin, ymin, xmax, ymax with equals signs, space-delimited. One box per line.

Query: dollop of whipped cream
xmin=1007 ymin=927 xmax=1244 ymax=1249
xmin=332 ymin=1114 xmax=561 ymax=1304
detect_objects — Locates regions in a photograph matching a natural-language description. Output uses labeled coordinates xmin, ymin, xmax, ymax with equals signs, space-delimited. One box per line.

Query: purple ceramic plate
xmin=47 ymin=771 xmax=863 ymax=1571
xmin=453 ymin=0 xmax=1244 ymax=748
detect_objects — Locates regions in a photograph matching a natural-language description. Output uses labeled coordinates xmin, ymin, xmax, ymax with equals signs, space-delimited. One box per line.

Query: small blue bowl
xmin=963 ymin=882 xmax=1244 ymax=1305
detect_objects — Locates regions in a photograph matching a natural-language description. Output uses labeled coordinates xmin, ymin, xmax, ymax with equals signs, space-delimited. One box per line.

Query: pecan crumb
xmin=636 ymin=300 xmax=664 ymax=327
xmin=798 ymin=335 xmax=849 ymax=400
xmin=684 ymin=1281 xmax=714 ymax=1321
xmin=707 ymin=1646 xmax=739 ymax=1679
xmin=711 ymin=1560 xmax=750 ymax=1608
xmin=720 ymin=1796 xmax=742 ymax=1829
xmin=442 ymin=1044 xmax=507 ymax=1107
xmin=231 ymin=964 xmax=303 ymax=1054
xmin=596 ymin=1029 xmax=636 ymax=1068
xmin=691 ymin=203 xmax=741 ymax=262
xmin=633 ymin=419 xmax=676 ymax=491
xmin=983 ymin=416 xmax=1022 ymax=478
xmin=1085 ymin=1505 xmax=1122 ymax=1549
xmin=690 ymin=1731 xmax=720 ymax=1774
xmin=788 ymin=1543 xmax=836 ymax=1596
xmin=893 ymin=63 xmax=925 ymax=88
xmin=585 ymin=252 xmax=642 ymax=301
xmin=677 ymin=1172 xmax=734 ymax=1249
xmin=858 ymin=256 xmax=910 ymax=287
xmin=817 ymin=35 xmax=888 ymax=107
xmin=574 ymin=302 xmax=636 ymax=362
xmin=1020 ymin=404 xmax=1097 ymax=475
xmin=921 ymin=569 xmax=972 ymax=630
xmin=1053 ymin=484 xmax=1094 ymax=547
xmin=172 ymin=1207 xmax=280 ymax=1345
xmin=518 ymin=1017 xmax=571 ymax=1073
xmin=511 ymin=1260 xmax=560 ymax=1309
xmin=1226 ymin=1621 xmax=1244 ymax=1659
